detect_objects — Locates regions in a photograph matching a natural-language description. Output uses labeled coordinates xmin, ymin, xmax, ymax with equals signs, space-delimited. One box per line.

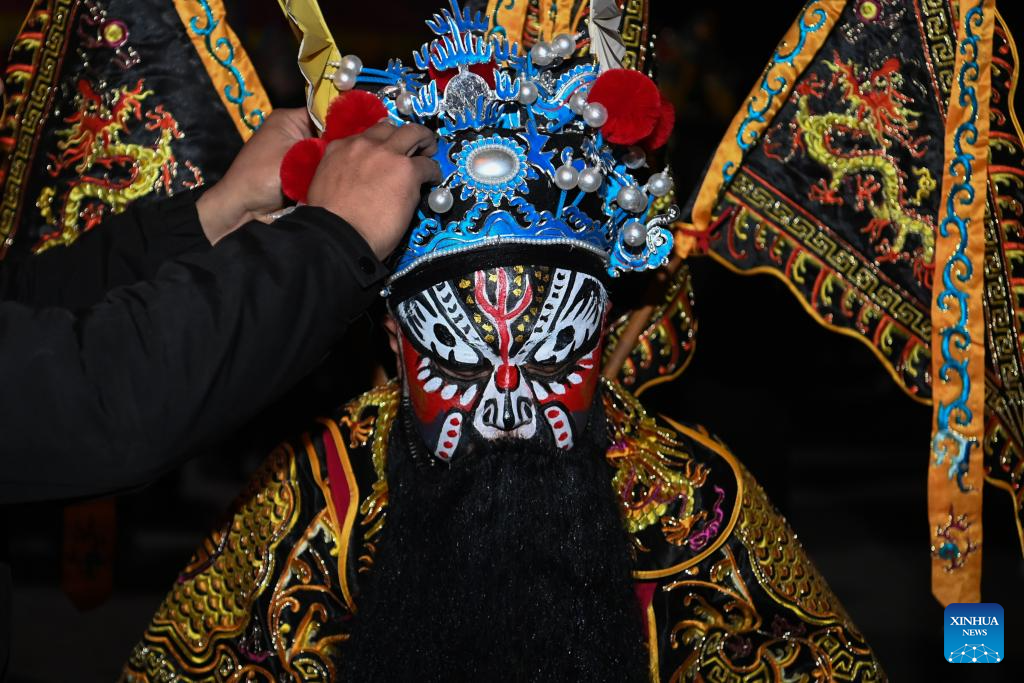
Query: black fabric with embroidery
xmin=1 ymin=0 xmax=247 ymax=260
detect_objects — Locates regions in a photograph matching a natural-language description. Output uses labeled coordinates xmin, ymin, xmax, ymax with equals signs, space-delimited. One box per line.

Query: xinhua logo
xmin=944 ymin=603 xmax=1004 ymax=663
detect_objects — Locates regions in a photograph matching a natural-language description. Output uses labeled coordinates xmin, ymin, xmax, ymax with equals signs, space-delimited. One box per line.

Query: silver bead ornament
xmin=340 ymin=54 xmax=363 ymax=74
xmin=622 ymin=220 xmax=647 ymax=248
xmin=573 ymin=92 xmax=589 ymax=116
xmin=647 ymin=172 xmax=673 ymax=197
xmin=583 ymin=102 xmax=608 ymax=128
xmin=332 ymin=68 xmax=358 ymax=91
xmin=554 ymin=165 xmax=579 ymax=190
xmin=518 ymin=80 xmax=539 ymax=105
xmin=396 ymin=90 xmax=415 ymax=115
xmin=552 ymin=33 xmax=576 ymax=58
xmin=623 ymin=146 xmax=647 ymax=169
xmin=569 ymin=91 xmax=588 ymax=115
xmin=428 ymin=187 xmax=454 ymax=213
xmin=577 ymin=167 xmax=604 ymax=193
xmin=532 ymin=42 xmax=555 ymax=67
xmin=616 ymin=185 xmax=647 ymax=213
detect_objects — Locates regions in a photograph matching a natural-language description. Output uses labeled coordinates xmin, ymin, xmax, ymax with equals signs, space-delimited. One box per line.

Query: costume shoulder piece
xmin=603 ymin=379 xmax=884 ymax=681
xmin=122 ymin=384 xmax=399 ymax=682
xmin=601 ymin=377 xmax=742 ymax=577
xmin=125 ymin=379 xmax=884 ymax=681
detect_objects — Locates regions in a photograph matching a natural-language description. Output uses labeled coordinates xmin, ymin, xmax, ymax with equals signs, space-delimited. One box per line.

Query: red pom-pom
xmin=587 ymin=69 xmax=661 ymax=145
xmin=280 ymin=137 xmax=326 ymax=204
xmin=280 ymin=92 xmax=388 ymax=204
xmin=324 ymin=90 xmax=389 ymax=142
xmin=641 ymin=95 xmax=675 ymax=151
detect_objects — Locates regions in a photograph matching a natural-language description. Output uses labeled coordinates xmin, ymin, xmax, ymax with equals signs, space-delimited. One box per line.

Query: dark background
xmin=1 ymin=1 xmax=1023 ymax=680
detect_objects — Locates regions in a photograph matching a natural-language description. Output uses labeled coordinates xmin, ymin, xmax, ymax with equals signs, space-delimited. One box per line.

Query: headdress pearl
xmin=396 ymin=90 xmax=415 ymax=115
xmin=568 ymin=91 xmax=588 ymax=114
xmin=583 ymin=102 xmax=608 ymax=128
xmin=622 ymin=220 xmax=647 ymax=248
xmin=531 ymin=42 xmax=555 ymax=67
xmin=332 ymin=68 xmax=358 ymax=91
xmin=340 ymin=54 xmax=363 ymax=74
xmin=517 ymin=80 xmax=539 ymax=105
xmin=577 ymin=167 xmax=604 ymax=193
xmin=647 ymin=172 xmax=673 ymax=197
xmin=428 ymin=187 xmax=454 ymax=213
xmin=554 ymin=165 xmax=579 ymax=190
xmin=552 ymin=34 xmax=576 ymax=58
xmin=623 ymin=146 xmax=647 ymax=169
xmin=616 ymin=185 xmax=647 ymax=213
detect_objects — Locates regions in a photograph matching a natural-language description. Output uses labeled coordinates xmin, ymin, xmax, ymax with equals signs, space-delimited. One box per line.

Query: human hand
xmin=305 ymin=121 xmax=441 ymax=260
xmin=197 ymin=108 xmax=313 ymax=244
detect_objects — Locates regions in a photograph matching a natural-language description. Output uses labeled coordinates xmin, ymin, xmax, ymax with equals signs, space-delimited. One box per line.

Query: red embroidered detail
xmin=322 ymin=431 xmax=351 ymax=535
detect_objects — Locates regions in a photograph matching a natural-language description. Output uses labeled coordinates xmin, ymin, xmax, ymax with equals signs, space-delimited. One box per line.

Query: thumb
xmin=271 ymin=107 xmax=315 ymax=141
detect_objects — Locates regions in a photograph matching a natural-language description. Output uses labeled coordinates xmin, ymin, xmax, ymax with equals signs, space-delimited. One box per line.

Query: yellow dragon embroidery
xmin=34 ymin=78 xmax=201 ymax=253
xmin=780 ymin=52 xmax=938 ymax=285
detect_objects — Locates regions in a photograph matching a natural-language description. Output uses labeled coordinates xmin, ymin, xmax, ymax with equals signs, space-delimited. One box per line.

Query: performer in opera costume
xmin=121 ymin=2 xmax=885 ymax=681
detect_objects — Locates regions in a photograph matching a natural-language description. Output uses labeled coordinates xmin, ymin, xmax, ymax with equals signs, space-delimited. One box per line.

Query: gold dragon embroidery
xmin=35 ymin=78 xmax=201 ymax=253
xmin=782 ymin=53 xmax=938 ymax=285
xmin=602 ymin=378 xmax=710 ymax=542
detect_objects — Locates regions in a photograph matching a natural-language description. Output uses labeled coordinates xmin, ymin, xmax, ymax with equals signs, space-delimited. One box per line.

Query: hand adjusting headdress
xmin=280 ymin=0 xmax=677 ymax=292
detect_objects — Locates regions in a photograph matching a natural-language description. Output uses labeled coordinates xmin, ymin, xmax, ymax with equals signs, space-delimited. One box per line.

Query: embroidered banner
xmin=928 ymin=0 xmax=994 ymax=606
xmin=679 ymin=0 xmax=1021 ymax=603
xmin=0 ymin=0 xmax=272 ymax=258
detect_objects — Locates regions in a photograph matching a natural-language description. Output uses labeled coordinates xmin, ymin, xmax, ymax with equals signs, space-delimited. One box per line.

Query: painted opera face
xmin=392 ymin=265 xmax=609 ymax=461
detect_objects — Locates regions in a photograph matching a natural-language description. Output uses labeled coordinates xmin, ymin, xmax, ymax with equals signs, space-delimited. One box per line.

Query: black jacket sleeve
xmin=0 ymin=191 xmax=211 ymax=310
xmin=0 ymin=205 xmax=388 ymax=504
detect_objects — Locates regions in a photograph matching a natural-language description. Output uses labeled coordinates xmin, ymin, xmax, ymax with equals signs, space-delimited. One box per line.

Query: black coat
xmin=0 ymin=191 xmax=386 ymax=676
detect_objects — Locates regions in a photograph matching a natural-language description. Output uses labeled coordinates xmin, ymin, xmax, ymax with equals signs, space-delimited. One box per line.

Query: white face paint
xmin=395 ymin=265 xmax=608 ymax=460
xmin=398 ymin=280 xmax=492 ymax=366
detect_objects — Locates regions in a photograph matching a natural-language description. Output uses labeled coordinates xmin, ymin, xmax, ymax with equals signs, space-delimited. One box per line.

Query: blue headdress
xmin=337 ymin=1 xmax=677 ymax=287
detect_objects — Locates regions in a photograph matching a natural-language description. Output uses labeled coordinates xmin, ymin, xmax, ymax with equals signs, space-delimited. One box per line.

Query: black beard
xmin=338 ymin=401 xmax=648 ymax=682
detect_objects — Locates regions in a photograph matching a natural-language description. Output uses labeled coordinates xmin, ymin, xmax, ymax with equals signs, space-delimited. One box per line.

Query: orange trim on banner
xmin=928 ymin=0 xmax=994 ymax=607
xmin=676 ymin=0 xmax=848 ymax=257
xmin=173 ymin=0 xmax=272 ymax=140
